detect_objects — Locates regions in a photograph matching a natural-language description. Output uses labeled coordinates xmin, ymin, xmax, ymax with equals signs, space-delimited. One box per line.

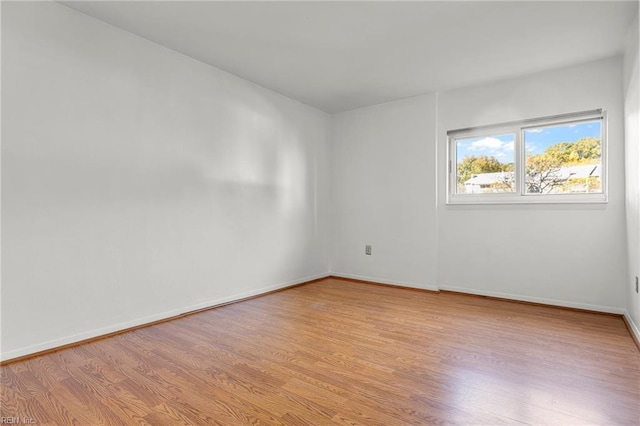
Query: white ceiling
xmin=60 ymin=1 xmax=638 ymax=113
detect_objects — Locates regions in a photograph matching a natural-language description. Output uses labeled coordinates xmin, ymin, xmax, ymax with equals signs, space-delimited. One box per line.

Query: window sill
xmin=446 ymin=193 xmax=608 ymax=205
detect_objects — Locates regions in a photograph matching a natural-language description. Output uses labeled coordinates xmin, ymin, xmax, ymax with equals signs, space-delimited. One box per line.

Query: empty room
xmin=2 ymin=0 xmax=640 ymax=424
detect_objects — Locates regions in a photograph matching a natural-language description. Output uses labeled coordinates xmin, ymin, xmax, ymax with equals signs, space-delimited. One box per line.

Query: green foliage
xmin=542 ymin=137 xmax=600 ymax=165
xmin=565 ymin=176 xmax=601 ymax=192
xmin=457 ymin=155 xmax=509 ymax=184
xmin=525 ymin=153 xmax=563 ymax=193
xmin=456 ymin=137 xmax=601 ymax=194
xmin=525 ymin=137 xmax=600 ymax=193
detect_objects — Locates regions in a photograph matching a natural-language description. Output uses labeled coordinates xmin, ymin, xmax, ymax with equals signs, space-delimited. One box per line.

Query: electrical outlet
xmin=636 ymin=276 xmax=639 ymax=294
xmin=365 ymin=245 xmax=372 ymax=255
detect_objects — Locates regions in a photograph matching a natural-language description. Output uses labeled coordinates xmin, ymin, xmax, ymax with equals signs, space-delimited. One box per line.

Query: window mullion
xmin=516 ymin=128 xmax=524 ymax=195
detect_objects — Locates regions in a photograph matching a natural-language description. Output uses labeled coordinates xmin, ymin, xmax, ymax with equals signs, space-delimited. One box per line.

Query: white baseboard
xmin=330 ymin=272 xmax=439 ymax=292
xmin=330 ymin=274 xmax=624 ymax=315
xmin=0 ymin=272 xmax=330 ymax=363
xmin=4 ymin=273 xmax=632 ymax=362
xmin=438 ymin=285 xmax=626 ymax=315
xmin=624 ymin=312 xmax=640 ymax=347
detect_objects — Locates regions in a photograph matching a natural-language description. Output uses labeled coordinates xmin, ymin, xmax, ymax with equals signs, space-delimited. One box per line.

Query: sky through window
xmin=456 ymin=121 xmax=601 ymax=164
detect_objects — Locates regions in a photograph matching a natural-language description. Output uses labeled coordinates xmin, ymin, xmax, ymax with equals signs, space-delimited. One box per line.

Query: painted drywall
xmin=330 ymin=95 xmax=438 ymax=289
xmin=330 ymin=57 xmax=627 ymax=312
xmin=437 ymin=57 xmax=628 ymax=313
xmin=328 ymin=57 xmax=633 ymax=323
xmin=1 ymin=2 xmax=330 ymax=361
xmin=624 ymin=14 xmax=640 ymax=338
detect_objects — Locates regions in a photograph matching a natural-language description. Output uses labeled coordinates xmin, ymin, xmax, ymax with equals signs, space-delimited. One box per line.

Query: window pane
xmin=455 ymin=133 xmax=515 ymax=194
xmin=524 ymin=121 xmax=602 ymax=194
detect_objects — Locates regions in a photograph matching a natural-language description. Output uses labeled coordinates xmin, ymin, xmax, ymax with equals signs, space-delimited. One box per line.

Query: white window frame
xmin=447 ymin=109 xmax=607 ymax=205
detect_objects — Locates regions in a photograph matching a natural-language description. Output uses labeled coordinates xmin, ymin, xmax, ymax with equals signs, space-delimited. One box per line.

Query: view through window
xmin=455 ymin=133 xmax=516 ymax=194
xmin=448 ymin=110 xmax=605 ymax=204
xmin=523 ymin=121 xmax=601 ymax=194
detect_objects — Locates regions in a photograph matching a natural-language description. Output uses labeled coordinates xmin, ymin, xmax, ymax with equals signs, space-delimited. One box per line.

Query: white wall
xmin=1 ymin=2 xmax=330 ymax=361
xmin=2 ymin=2 xmax=634 ymax=362
xmin=331 ymin=57 xmax=627 ymax=313
xmin=330 ymin=95 xmax=438 ymax=289
xmin=624 ymin=14 xmax=640 ymax=338
xmin=437 ymin=57 xmax=627 ymax=312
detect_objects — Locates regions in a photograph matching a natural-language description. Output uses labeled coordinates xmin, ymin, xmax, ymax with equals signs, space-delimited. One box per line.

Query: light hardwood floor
xmin=2 ymin=277 xmax=639 ymax=425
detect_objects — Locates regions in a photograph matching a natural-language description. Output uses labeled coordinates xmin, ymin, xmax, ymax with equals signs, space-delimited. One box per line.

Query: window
xmin=447 ymin=110 xmax=606 ymax=204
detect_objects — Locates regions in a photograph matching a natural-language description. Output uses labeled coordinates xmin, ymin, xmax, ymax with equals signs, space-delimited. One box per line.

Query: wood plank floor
xmin=2 ymin=277 xmax=639 ymax=425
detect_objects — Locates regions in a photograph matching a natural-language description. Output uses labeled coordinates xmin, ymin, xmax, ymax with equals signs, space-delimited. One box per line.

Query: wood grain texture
xmin=623 ymin=315 xmax=640 ymax=351
xmin=0 ymin=280 xmax=324 ymax=366
xmin=2 ymin=277 xmax=639 ymax=425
